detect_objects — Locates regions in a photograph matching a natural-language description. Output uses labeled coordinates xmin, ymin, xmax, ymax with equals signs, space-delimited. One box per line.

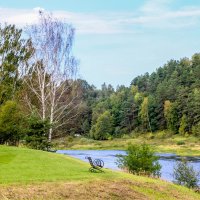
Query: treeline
xmin=1 ymin=13 xmax=200 ymax=147
xmin=74 ymin=55 xmax=200 ymax=139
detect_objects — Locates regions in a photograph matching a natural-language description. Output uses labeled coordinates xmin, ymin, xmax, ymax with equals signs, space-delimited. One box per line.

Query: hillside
xmin=0 ymin=146 xmax=199 ymax=199
xmin=68 ymin=53 xmax=200 ymax=140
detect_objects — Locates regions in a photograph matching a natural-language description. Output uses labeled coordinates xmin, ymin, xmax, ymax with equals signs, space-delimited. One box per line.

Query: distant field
xmin=54 ymin=133 xmax=200 ymax=156
xmin=0 ymin=145 xmax=199 ymax=199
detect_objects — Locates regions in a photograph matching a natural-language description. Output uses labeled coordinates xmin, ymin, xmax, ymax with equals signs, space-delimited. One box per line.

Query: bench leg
xmin=89 ymin=167 xmax=104 ymax=173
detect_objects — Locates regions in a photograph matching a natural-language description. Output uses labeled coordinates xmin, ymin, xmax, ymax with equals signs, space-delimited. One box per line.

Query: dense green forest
xmin=73 ymin=55 xmax=200 ymax=140
xmin=0 ymin=13 xmax=200 ymax=148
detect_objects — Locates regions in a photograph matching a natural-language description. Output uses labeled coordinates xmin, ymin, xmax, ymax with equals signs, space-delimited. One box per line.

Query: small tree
xmin=179 ymin=114 xmax=187 ymax=135
xmin=90 ymin=111 xmax=114 ymax=140
xmin=117 ymin=144 xmax=161 ymax=177
xmin=25 ymin=113 xmax=51 ymax=150
xmin=173 ymin=159 xmax=200 ymax=189
xmin=164 ymin=100 xmax=179 ymax=133
xmin=0 ymin=100 xmax=25 ymax=145
xmin=192 ymin=122 xmax=200 ymax=136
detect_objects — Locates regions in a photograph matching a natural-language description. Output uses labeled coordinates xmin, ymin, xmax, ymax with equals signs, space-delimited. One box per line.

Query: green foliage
xmin=164 ymin=100 xmax=173 ymax=129
xmin=66 ymin=136 xmax=74 ymax=143
xmin=176 ymin=141 xmax=185 ymax=145
xmin=192 ymin=122 xmax=200 ymax=136
xmin=81 ymin=119 xmax=90 ymax=134
xmin=1 ymin=21 xmax=200 ymax=142
xmin=100 ymin=82 xmax=114 ymax=99
xmin=71 ymin=53 xmax=200 ymax=138
xmin=25 ymin=113 xmax=51 ymax=150
xmin=130 ymin=85 xmax=138 ymax=95
xmin=91 ymin=101 xmax=109 ymax=125
xmin=179 ymin=114 xmax=187 ymax=135
xmin=90 ymin=111 xmax=114 ymax=140
xmin=0 ymin=24 xmax=33 ymax=104
xmin=164 ymin=101 xmax=179 ymax=133
xmin=139 ymin=97 xmax=151 ymax=132
xmin=134 ymin=92 xmax=143 ymax=104
xmin=173 ymin=159 xmax=200 ymax=188
xmin=0 ymin=100 xmax=24 ymax=145
xmin=117 ymin=144 xmax=161 ymax=177
xmin=156 ymin=130 xmax=172 ymax=139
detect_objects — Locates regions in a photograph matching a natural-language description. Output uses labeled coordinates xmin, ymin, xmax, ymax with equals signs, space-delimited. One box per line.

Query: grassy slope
xmin=0 ymin=146 xmax=199 ymax=199
xmin=0 ymin=145 xmax=121 ymax=184
xmin=54 ymin=134 xmax=200 ymax=156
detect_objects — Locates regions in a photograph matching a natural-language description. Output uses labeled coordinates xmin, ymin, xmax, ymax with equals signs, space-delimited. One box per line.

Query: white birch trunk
xmin=24 ymin=12 xmax=79 ymax=142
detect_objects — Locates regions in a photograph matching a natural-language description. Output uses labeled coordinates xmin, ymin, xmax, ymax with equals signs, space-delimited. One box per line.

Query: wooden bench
xmin=85 ymin=156 xmax=104 ymax=172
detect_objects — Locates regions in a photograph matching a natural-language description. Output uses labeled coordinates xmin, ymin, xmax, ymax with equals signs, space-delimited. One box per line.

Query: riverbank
xmin=0 ymin=145 xmax=199 ymax=199
xmin=53 ymin=134 xmax=200 ymax=156
xmin=57 ymin=149 xmax=200 ymax=182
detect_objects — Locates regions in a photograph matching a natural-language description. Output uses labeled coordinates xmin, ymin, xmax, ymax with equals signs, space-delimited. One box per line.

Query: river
xmin=57 ymin=150 xmax=200 ymax=182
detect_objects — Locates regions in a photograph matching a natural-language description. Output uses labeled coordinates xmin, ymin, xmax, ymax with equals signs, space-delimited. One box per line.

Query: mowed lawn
xmin=0 ymin=145 xmax=120 ymax=184
xmin=0 ymin=145 xmax=199 ymax=200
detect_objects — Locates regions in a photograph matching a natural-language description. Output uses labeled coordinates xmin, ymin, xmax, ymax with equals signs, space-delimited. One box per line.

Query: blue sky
xmin=1 ymin=0 xmax=200 ymax=88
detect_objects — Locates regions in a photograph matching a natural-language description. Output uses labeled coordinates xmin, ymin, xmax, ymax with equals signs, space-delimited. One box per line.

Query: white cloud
xmin=0 ymin=2 xmax=200 ymax=35
xmin=33 ymin=7 xmax=45 ymax=12
xmin=0 ymin=7 xmax=127 ymax=34
xmin=0 ymin=7 xmax=39 ymax=26
xmin=118 ymin=1 xmax=200 ymax=29
xmin=135 ymin=0 xmax=200 ymax=28
xmin=140 ymin=0 xmax=172 ymax=14
xmin=54 ymin=11 xmax=125 ymax=34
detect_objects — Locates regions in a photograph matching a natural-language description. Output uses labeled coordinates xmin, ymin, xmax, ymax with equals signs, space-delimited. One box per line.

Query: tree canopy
xmin=1 ymin=15 xmax=200 ymax=146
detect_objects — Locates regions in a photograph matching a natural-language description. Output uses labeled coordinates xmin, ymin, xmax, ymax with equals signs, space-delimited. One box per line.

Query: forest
xmin=73 ymin=55 xmax=200 ymax=140
xmin=0 ymin=12 xmax=200 ymax=149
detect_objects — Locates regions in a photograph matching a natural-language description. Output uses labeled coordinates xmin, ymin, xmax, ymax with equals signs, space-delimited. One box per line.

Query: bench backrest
xmin=86 ymin=156 xmax=95 ymax=167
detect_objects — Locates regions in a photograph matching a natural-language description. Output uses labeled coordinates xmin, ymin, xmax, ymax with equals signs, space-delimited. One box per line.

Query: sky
xmin=1 ymin=0 xmax=200 ymax=88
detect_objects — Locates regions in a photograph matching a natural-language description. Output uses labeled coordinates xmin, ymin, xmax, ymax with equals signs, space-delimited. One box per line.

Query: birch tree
xmin=24 ymin=12 xmax=78 ymax=141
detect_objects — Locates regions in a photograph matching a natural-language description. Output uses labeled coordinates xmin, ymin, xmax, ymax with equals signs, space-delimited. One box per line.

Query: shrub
xmin=89 ymin=111 xmax=114 ymax=140
xmin=0 ymin=101 xmax=25 ymax=145
xmin=107 ymin=135 xmax=113 ymax=140
xmin=122 ymin=134 xmax=131 ymax=139
xmin=179 ymin=114 xmax=187 ymax=135
xmin=156 ymin=130 xmax=172 ymax=139
xmin=116 ymin=144 xmax=161 ymax=177
xmin=114 ymin=126 xmax=121 ymax=137
xmin=66 ymin=136 xmax=74 ymax=143
xmin=192 ymin=123 xmax=200 ymax=136
xmin=176 ymin=141 xmax=185 ymax=145
xmin=25 ymin=114 xmax=51 ymax=150
xmin=148 ymin=133 xmax=155 ymax=139
xmin=79 ymin=137 xmax=92 ymax=144
xmin=173 ymin=159 xmax=200 ymax=189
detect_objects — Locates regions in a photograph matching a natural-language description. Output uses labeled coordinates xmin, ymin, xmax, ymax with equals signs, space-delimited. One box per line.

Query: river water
xmin=57 ymin=150 xmax=200 ymax=182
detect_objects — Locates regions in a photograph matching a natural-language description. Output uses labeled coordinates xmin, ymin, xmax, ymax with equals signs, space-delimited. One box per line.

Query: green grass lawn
xmin=0 ymin=145 xmax=199 ymax=199
xmin=0 ymin=145 xmax=122 ymax=184
xmin=54 ymin=134 xmax=200 ymax=156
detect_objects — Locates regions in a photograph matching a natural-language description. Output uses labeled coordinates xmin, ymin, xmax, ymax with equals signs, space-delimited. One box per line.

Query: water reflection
xmin=57 ymin=150 xmax=200 ymax=182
